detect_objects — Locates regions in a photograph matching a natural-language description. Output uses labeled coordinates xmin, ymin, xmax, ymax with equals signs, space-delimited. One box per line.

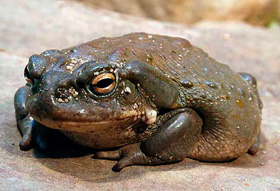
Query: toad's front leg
xmin=94 ymin=108 xmax=202 ymax=171
xmin=14 ymin=86 xmax=57 ymax=151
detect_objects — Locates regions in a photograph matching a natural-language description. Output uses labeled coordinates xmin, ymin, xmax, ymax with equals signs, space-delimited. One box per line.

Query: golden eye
xmin=90 ymin=73 xmax=116 ymax=95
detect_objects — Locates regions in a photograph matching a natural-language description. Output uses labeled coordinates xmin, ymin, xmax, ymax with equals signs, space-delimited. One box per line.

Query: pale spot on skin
xmin=142 ymin=109 xmax=157 ymax=125
xmin=124 ymin=87 xmax=131 ymax=94
xmin=57 ymin=98 xmax=63 ymax=103
xmin=79 ymin=109 xmax=85 ymax=114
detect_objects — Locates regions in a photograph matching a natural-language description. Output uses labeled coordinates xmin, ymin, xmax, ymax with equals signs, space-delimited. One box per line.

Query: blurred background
xmin=77 ymin=0 xmax=280 ymax=27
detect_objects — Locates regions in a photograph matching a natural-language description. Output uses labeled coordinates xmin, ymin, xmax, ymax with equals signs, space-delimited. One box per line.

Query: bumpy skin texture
xmin=14 ymin=33 xmax=262 ymax=171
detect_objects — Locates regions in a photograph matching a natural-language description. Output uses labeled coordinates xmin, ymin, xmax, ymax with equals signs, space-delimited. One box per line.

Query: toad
xmin=14 ymin=33 xmax=262 ymax=171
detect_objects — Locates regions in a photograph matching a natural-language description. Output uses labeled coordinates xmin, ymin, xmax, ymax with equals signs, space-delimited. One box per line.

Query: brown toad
xmin=14 ymin=33 xmax=262 ymax=171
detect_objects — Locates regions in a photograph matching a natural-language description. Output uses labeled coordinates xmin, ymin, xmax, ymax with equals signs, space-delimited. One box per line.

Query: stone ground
xmin=0 ymin=0 xmax=280 ymax=190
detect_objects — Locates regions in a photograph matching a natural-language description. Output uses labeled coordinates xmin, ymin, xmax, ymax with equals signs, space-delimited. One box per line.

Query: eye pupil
xmin=96 ymin=78 xmax=113 ymax=88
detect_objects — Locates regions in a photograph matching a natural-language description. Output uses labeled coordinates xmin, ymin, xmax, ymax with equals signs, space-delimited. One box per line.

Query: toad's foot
xmin=94 ymin=143 xmax=176 ymax=172
xmin=15 ymin=85 xmax=57 ymax=151
xmin=18 ymin=116 xmax=56 ymax=152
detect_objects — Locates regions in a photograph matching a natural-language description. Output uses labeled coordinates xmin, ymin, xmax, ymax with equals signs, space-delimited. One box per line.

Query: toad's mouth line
xmin=31 ymin=115 xmax=138 ymax=132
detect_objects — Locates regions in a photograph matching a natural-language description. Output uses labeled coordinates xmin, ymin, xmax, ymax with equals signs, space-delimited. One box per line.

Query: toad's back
xmin=67 ymin=33 xmax=262 ymax=161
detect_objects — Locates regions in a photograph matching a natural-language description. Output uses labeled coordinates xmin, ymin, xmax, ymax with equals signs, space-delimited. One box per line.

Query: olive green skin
xmin=14 ymin=33 xmax=262 ymax=170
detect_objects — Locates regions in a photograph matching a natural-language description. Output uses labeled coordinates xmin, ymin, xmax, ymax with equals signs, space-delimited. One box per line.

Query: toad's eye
xmin=90 ymin=73 xmax=116 ymax=95
xmin=24 ymin=65 xmax=33 ymax=84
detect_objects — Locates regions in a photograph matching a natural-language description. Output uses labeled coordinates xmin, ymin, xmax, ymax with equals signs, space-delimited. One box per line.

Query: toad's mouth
xmin=31 ymin=114 xmax=139 ymax=133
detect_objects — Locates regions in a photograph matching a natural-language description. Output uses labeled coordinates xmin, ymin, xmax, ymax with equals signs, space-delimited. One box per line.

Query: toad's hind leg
xmin=239 ymin=72 xmax=262 ymax=156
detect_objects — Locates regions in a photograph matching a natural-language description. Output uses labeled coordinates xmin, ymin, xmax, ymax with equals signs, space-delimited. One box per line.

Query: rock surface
xmin=78 ymin=0 xmax=279 ymax=26
xmin=0 ymin=0 xmax=280 ymax=190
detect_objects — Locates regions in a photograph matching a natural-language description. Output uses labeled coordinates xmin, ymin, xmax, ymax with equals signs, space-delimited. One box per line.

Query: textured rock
xmin=78 ymin=0 xmax=279 ymax=26
xmin=0 ymin=0 xmax=280 ymax=190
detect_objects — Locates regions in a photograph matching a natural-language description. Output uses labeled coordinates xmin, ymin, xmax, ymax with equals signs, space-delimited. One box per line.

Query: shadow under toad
xmin=32 ymin=130 xmax=200 ymax=182
xmin=31 ymin=130 xmax=268 ymax=183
